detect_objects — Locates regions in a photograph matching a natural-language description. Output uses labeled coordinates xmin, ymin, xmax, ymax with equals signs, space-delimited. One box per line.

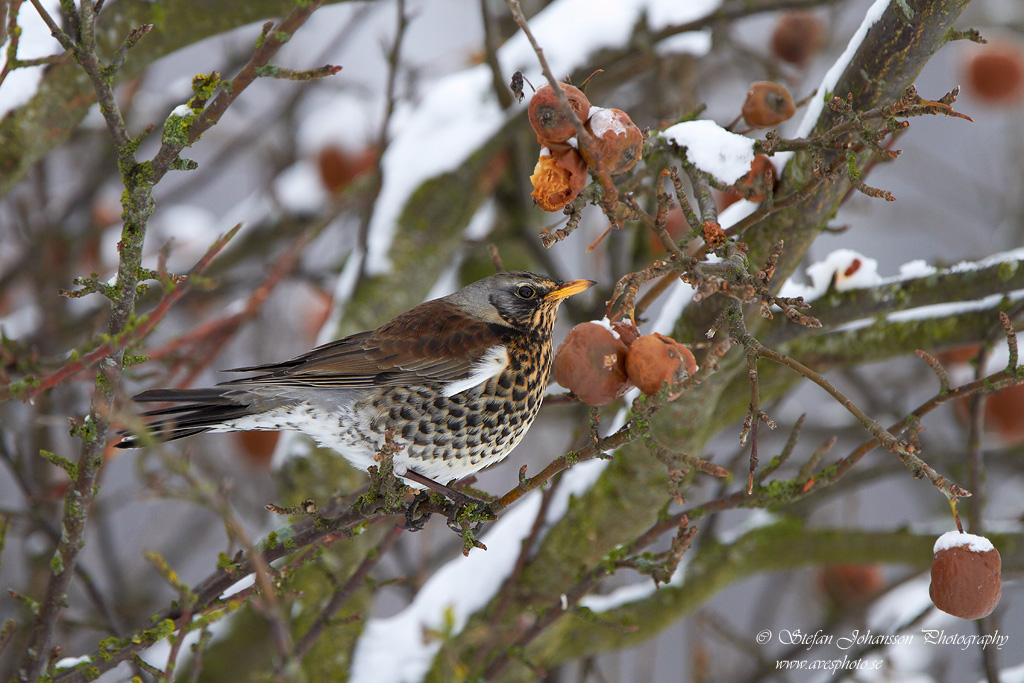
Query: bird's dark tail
xmin=115 ymin=388 xmax=257 ymax=448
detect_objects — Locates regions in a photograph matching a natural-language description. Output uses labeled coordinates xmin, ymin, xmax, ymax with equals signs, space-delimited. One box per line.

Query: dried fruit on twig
xmin=771 ymin=12 xmax=825 ymax=66
xmin=610 ymin=319 xmax=640 ymax=347
xmin=554 ymin=322 xmax=630 ymax=406
xmin=936 ymin=344 xmax=1024 ymax=446
xmin=579 ymin=107 xmax=644 ymax=175
xmin=625 ymin=333 xmax=697 ymax=398
xmin=730 ymin=154 xmax=775 ymax=203
xmin=952 ymin=381 xmax=1024 ymax=447
xmin=528 ymin=82 xmax=591 ymax=144
xmin=979 ymin=384 xmax=1024 ymax=446
xmin=715 ymin=189 xmax=742 ymax=212
xmin=317 ymin=144 xmax=377 ymax=194
xmin=964 ymin=42 xmax=1024 ymax=105
xmin=929 ymin=531 xmax=1001 ymax=620
xmin=819 ymin=564 xmax=884 ymax=607
xmin=529 ymin=148 xmax=588 ymax=211
xmin=742 ymin=82 xmax=797 ymax=128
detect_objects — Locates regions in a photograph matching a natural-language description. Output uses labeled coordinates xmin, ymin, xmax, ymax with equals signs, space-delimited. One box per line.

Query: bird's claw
xmin=400 ymin=491 xmax=431 ymax=532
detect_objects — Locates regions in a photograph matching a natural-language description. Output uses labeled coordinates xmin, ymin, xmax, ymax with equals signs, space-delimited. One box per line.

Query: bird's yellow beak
xmin=546 ymin=279 xmax=596 ymax=301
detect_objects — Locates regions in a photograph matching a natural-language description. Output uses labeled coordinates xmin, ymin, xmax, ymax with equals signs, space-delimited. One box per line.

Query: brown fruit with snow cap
xmin=579 ymin=107 xmax=643 ymax=175
xmin=929 ymin=531 xmax=1001 ymax=620
xmin=625 ymin=333 xmax=697 ymax=398
xmin=529 ymin=82 xmax=591 ymax=144
xmin=554 ymin=322 xmax=630 ymax=406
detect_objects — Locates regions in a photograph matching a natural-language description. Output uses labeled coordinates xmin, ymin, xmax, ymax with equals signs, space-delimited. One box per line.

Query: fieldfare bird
xmin=117 ymin=271 xmax=594 ymax=497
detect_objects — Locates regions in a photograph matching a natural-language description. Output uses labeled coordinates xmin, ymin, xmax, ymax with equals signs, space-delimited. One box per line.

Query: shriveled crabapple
xmin=529 ymin=148 xmax=588 ymax=212
xmin=609 ymin=319 xmax=640 ymax=347
xmin=578 ymin=107 xmax=644 ymax=175
xmin=818 ymin=564 xmax=884 ymax=607
xmin=770 ymin=11 xmax=825 ymax=66
xmin=553 ymin=322 xmax=630 ymax=406
xmin=528 ymin=82 xmax=591 ymax=144
xmin=963 ymin=42 xmax=1024 ymax=105
xmin=316 ymin=144 xmax=377 ymax=194
xmin=728 ymin=154 xmax=775 ymax=203
xmin=741 ymin=81 xmax=797 ymax=128
xmin=625 ymin=333 xmax=697 ymax=399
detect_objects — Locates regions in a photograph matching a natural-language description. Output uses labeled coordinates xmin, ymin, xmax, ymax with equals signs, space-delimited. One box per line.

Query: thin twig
xmin=2 ymin=225 xmax=241 ymax=401
xmin=293 ymin=526 xmax=402 ymax=659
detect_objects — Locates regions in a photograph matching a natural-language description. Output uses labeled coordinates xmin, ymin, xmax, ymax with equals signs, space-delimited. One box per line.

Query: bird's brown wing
xmin=219 ymin=300 xmax=509 ymax=390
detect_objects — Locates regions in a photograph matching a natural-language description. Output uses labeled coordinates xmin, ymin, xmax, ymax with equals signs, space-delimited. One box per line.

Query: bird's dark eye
xmin=515 ymin=284 xmax=537 ymax=299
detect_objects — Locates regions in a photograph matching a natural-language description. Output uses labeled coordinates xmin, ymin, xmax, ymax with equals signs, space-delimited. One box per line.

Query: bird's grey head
xmin=445 ymin=271 xmax=594 ymax=332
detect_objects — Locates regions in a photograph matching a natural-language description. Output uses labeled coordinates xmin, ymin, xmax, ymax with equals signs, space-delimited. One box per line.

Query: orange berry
xmin=742 ymin=82 xmax=796 ymax=128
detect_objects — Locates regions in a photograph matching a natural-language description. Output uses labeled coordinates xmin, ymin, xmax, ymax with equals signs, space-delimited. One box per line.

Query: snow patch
xmin=792 ymin=0 xmax=892 ymax=139
xmin=581 ymin=560 xmax=686 ymax=612
xmin=53 ymin=655 xmax=92 ymax=670
xmin=933 ymin=530 xmax=995 ymax=554
xmin=273 ymin=160 xmax=329 ymax=214
xmin=350 ymin=500 xmax=540 ymax=682
xmin=591 ymin=316 xmax=620 ymax=339
xmin=654 ymin=30 xmax=712 ymax=57
xmin=832 ymin=288 xmax=1024 ymax=336
xmin=950 ymin=246 xmax=1024 ymax=274
xmin=651 ymin=278 xmax=696 ymax=336
xmin=775 ymin=248 xmax=995 ymax=303
xmin=587 ymin=107 xmax=626 ymax=137
xmin=897 ymin=259 xmax=938 ymax=279
xmin=219 ymin=574 xmax=256 ymax=599
xmin=660 ymin=120 xmax=756 ymax=185
xmin=806 ymin=248 xmax=881 ymax=292
xmin=350 ymin=458 xmax=612 ymax=683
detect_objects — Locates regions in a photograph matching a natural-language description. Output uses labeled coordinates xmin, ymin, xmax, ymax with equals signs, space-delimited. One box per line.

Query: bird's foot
xmin=400 ymin=491 xmax=431 ymax=532
xmin=400 ymin=470 xmax=496 ymax=551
